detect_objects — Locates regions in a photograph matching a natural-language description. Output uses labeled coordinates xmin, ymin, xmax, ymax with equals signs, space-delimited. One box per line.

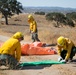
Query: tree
xmin=0 ymin=0 xmax=23 ymax=25
xmin=46 ymin=12 xmax=66 ymax=27
xmin=34 ymin=11 xmax=45 ymax=15
xmin=66 ymin=12 xmax=76 ymax=21
xmin=45 ymin=12 xmax=74 ymax=27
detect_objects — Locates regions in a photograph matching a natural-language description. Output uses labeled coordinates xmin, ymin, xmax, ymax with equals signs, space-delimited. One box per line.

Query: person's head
xmin=12 ymin=32 xmax=24 ymax=41
xmin=28 ymin=14 xmax=34 ymax=22
xmin=57 ymin=36 xmax=65 ymax=47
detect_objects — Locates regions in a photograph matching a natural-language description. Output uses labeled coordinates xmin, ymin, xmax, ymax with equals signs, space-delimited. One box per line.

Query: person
xmin=0 ymin=32 xmax=24 ymax=69
xmin=57 ymin=36 xmax=76 ymax=63
xmin=28 ymin=14 xmax=40 ymax=42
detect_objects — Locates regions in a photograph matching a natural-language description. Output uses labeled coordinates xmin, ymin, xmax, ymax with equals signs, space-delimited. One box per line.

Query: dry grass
xmin=0 ymin=13 xmax=76 ymax=45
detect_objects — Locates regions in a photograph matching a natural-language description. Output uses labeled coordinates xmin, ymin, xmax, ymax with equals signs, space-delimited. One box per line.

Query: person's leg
xmin=32 ymin=33 xmax=35 ymax=42
xmin=70 ymin=47 xmax=76 ymax=60
xmin=0 ymin=54 xmax=21 ymax=69
xmin=0 ymin=54 xmax=8 ymax=66
xmin=7 ymin=55 xmax=19 ymax=69
xmin=61 ymin=50 xmax=67 ymax=59
xmin=34 ymin=33 xmax=40 ymax=42
xmin=0 ymin=55 xmax=3 ymax=66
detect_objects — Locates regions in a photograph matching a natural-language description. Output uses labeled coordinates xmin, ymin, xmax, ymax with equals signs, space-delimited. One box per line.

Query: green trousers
xmin=31 ymin=32 xmax=40 ymax=42
xmin=61 ymin=47 xmax=76 ymax=60
xmin=0 ymin=54 xmax=19 ymax=69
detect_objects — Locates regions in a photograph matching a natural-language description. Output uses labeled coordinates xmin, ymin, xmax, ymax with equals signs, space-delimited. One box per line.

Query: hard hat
xmin=57 ymin=36 xmax=65 ymax=46
xmin=28 ymin=14 xmax=33 ymax=19
xmin=28 ymin=14 xmax=34 ymax=22
xmin=12 ymin=32 xmax=24 ymax=40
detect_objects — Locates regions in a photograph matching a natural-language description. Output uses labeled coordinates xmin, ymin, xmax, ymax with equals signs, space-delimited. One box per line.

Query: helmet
xmin=28 ymin=14 xmax=33 ymax=19
xmin=28 ymin=14 xmax=34 ymax=22
xmin=57 ymin=36 xmax=65 ymax=46
xmin=12 ymin=32 xmax=24 ymax=40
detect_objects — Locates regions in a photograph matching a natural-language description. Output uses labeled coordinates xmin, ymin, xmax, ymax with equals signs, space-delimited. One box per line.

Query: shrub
xmin=34 ymin=12 xmax=45 ymax=15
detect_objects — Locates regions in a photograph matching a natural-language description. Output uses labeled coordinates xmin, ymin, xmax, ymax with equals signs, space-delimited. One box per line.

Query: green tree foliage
xmin=66 ymin=12 xmax=76 ymax=21
xmin=46 ymin=12 xmax=74 ymax=27
xmin=0 ymin=0 xmax=23 ymax=25
xmin=65 ymin=17 xmax=74 ymax=27
xmin=46 ymin=12 xmax=66 ymax=27
xmin=34 ymin=11 xmax=45 ymax=15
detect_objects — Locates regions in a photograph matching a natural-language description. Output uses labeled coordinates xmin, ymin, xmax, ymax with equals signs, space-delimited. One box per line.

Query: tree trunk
xmin=5 ymin=15 xmax=8 ymax=25
xmin=57 ymin=21 xmax=59 ymax=27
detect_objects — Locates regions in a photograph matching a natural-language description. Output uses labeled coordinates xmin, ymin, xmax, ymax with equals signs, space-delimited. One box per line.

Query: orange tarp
xmin=21 ymin=42 xmax=57 ymax=55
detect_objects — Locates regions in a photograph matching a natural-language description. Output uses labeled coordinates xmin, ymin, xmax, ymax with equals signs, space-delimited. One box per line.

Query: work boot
xmin=10 ymin=63 xmax=23 ymax=70
xmin=15 ymin=64 xmax=23 ymax=70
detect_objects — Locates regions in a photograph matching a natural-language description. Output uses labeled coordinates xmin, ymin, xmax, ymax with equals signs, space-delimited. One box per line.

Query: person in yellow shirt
xmin=0 ymin=32 xmax=24 ymax=69
xmin=28 ymin=14 xmax=40 ymax=42
xmin=57 ymin=36 xmax=76 ymax=63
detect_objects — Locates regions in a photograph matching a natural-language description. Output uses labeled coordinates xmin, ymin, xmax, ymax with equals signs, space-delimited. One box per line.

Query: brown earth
xmin=0 ymin=13 xmax=76 ymax=75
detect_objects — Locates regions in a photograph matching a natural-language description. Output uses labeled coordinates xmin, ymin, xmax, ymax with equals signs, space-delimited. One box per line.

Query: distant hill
xmin=23 ymin=7 xmax=76 ymax=14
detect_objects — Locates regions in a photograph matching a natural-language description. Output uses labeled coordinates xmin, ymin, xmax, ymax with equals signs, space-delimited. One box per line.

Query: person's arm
xmin=65 ymin=43 xmax=73 ymax=60
xmin=57 ymin=45 xmax=61 ymax=55
xmin=32 ymin=21 xmax=37 ymax=33
xmin=57 ymin=45 xmax=64 ymax=62
xmin=15 ymin=43 xmax=21 ymax=62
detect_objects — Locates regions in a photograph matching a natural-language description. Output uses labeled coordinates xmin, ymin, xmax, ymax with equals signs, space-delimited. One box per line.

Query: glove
xmin=60 ymin=59 xmax=66 ymax=63
xmin=58 ymin=57 xmax=63 ymax=62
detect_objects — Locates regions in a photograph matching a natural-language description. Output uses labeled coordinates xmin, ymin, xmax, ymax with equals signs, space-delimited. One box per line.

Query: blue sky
xmin=17 ymin=0 xmax=76 ymax=8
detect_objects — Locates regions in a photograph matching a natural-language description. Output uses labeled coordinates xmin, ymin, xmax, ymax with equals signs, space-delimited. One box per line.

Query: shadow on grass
xmin=8 ymin=24 xmax=28 ymax=26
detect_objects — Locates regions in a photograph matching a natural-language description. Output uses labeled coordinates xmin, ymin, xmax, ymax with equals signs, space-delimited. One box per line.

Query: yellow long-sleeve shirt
xmin=0 ymin=38 xmax=21 ymax=61
xmin=29 ymin=21 xmax=37 ymax=33
xmin=57 ymin=38 xmax=75 ymax=60
xmin=28 ymin=15 xmax=37 ymax=33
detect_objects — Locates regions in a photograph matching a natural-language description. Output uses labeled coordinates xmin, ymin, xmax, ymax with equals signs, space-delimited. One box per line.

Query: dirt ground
xmin=0 ymin=13 xmax=76 ymax=75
